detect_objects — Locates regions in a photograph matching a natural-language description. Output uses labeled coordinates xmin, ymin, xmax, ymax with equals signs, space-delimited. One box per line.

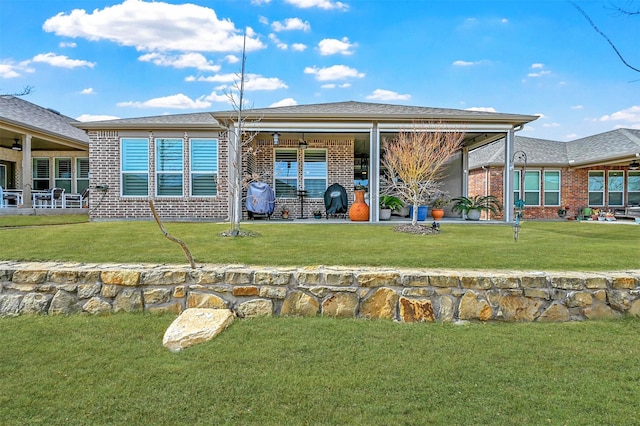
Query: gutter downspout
xmin=504 ymin=129 xmax=514 ymax=223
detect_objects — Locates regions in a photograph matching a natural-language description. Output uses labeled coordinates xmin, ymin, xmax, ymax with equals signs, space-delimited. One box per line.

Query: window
xmin=303 ymin=149 xmax=327 ymax=198
xmin=543 ymin=171 xmax=560 ymax=206
xmin=513 ymin=170 xmax=522 ymax=204
xmin=274 ymin=149 xmax=298 ymax=198
xmin=608 ymin=171 xmax=624 ymax=206
xmin=76 ymin=158 xmax=90 ymax=194
xmin=32 ymin=158 xmax=50 ymax=190
xmin=524 ymin=170 xmax=540 ymax=206
xmin=190 ymin=139 xmax=218 ymax=196
xmin=121 ymin=138 xmax=149 ymax=196
xmin=55 ymin=158 xmax=72 ymax=192
xmin=156 ymin=138 xmax=183 ymax=196
xmin=588 ymin=171 xmax=605 ymax=206
xmin=0 ymin=164 xmax=6 ymax=188
xmin=628 ymin=171 xmax=640 ymax=206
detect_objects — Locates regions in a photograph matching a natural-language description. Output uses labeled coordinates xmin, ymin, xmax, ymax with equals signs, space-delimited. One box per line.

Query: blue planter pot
xmin=409 ymin=206 xmax=428 ymax=221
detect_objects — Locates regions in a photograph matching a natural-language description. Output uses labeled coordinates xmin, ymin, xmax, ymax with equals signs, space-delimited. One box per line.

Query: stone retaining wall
xmin=1 ymin=261 xmax=640 ymax=322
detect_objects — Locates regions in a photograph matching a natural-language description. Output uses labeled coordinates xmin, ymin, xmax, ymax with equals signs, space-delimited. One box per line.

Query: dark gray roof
xmin=0 ymin=95 xmax=89 ymax=144
xmin=566 ymin=128 xmax=640 ymax=165
xmin=213 ymin=101 xmax=538 ymax=125
xmin=76 ymin=111 xmax=222 ymax=130
xmin=469 ymin=129 xmax=640 ymax=169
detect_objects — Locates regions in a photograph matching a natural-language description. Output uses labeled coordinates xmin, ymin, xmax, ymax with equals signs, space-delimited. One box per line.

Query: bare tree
xmin=570 ymin=1 xmax=640 ymax=74
xmin=381 ymin=126 xmax=465 ymax=226
xmin=1 ymin=86 xmax=34 ymax=96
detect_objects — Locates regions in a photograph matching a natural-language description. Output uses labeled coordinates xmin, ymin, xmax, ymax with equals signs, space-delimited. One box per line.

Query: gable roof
xmin=469 ymin=128 xmax=640 ymax=169
xmin=213 ymin=101 xmax=537 ymax=126
xmin=0 ymin=95 xmax=89 ymax=145
xmin=76 ymin=111 xmax=222 ymax=130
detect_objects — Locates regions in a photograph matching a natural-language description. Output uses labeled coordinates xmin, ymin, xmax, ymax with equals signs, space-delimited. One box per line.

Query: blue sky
xmin=1 ymin=0 xmax=639 ymax=141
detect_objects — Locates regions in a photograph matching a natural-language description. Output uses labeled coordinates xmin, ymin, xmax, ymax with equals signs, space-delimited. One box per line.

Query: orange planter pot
xmin=349 ymin=190 xmax=369 ymax=221
xmin=431 ymin=208 xmax=445 ymax=221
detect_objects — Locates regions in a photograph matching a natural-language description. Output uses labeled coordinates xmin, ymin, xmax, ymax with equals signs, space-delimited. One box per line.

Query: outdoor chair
xmin=1 ymin=186 xmax=22 ymax=208
xmin=33 ymin=188 xmax=65 ymax=208
xmin=65 ymin=188 xmax=89 ymax=208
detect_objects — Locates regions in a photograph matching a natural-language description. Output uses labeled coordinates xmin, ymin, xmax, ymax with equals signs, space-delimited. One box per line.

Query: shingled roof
xmin=469 ymin=129 xmax=640 ymax=169
xmin=0 ymin=95 xmax=89 ymax=144
xmin=77 ymin=111 xmax=222 ymax=130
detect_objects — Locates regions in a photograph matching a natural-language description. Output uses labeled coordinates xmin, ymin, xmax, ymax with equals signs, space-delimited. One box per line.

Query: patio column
xmin=461 ymin=147 xmax=469 ymax=198
xmin=504 ymin=129 xmax=515 ymax=222
xmin=370 ymin=124 xmax=379 ymax=222
xmin=20 ymin=134 xmax=33 ymax=208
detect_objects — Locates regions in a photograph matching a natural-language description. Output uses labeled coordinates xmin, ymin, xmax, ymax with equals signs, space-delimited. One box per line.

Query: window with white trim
xmin=55 ymin=158 xmax=72 ymax=192
xmin=588 ymin=171 xmax=604 ymax=206
xmin=32 ymin=158 xmax=50 ymax=190
xmin=303 ymin=149 xmax=327 ymax=198
xmin=628 ymin=171 xmax=640 ymax=206
xmin=121 ymin=138 xmax=149 ymax=196
xmin=589 ymin=171 xmax=604 ymax=207
xmin=76 ymin=158 xmax=89 ymax=193
xmin=190 ymin=138 xmax=218 ymax=196
xmin=155 ymin=138 xmax=183 ymax=196
xmin=608 ymin=171 xmax=624 ymax=206
xmin=543 ymin=170 xmax=560 ymax=206
xmin=274 ymin=149 xmax=298 ymax=198
xmin=523 ymin=170 xmax=540 ymax=206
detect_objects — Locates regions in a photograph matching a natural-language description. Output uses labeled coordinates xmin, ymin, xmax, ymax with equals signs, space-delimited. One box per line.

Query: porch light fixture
xmin=299 ymin=133 xmax=308 ymax=149
xmin=11 ymin=138 xmax=22 ymax=151
xmin=629 ymin=160 xmax=640 ymax=170
xmin=272 ymin=132 xmax=280 ymax=145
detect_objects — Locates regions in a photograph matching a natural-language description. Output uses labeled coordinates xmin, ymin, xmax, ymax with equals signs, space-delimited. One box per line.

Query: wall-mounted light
xmin=630 ymin=160 xmax=640 ymax=170
xmin=272 ymin=132 xmax=280 ymax=145
xmin=11 ymin=138 xmax=22 ymax=151
xmin=299 ymin=133 xmax=307 ymax=149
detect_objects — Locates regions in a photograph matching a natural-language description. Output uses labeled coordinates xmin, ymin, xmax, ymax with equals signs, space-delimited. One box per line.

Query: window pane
xmin=33 ymin=158 xmax=49 ymax=179
xmin=304 ymin=179 xmax=325 ymax=198
xmin=157 ymin=174 xmax=182 ymax=196
xmin=588 ymin=172 xmax=604 ymax=191
xmin=513 ymin=171 xmax=521 ymax=191
xmin=524 ymin=192 xmax=539 ymax=206
xmin=122 ymin=139 xmax=148 ymax=171
xmin=304 ymin=150 xmax=326 ymax=197
xmin=588 ymin=192 xmax=603 ymax=206
xmin=156 ymin=139 xmax=183 ymax=171
xmin=191 ymin=139 xmax=218 ymax=172
xmin=122 ymin=174 xmax=148 ymax=196
xmin=56 ymin=158 xmax=72 ymax=179
xmin=609 ymin=192 xmax=623 ymax=206
xmin=77 ymin=158 xmax=89 ymax=179
xmin=544 ymin=171 xmax=560 ymax=191
xmin=628 ymin=172 xmax=640 ymax=191
xmin=524 ymin=171 xmax=539 ymax=190
xmin=608 ymin=171 xmax=624 ymax=191
xmin=628 ymin=192 xmax=640 ymax=205
xmin=544 ymin=192 xmax=559 ymax=205
xmin=275 ymin=149 xmax=298 ymax=197
xmin=192 ymin=174 xmax=216 ymax=196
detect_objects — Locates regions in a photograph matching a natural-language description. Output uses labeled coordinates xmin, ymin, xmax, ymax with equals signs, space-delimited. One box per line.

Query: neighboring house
xmin=468 ymin=129 xmax=640 ymax=220
xmin=76 ymin=101 xmax=537 ymax=222
xmin=0 ymin=96 xmax=90 ymax=209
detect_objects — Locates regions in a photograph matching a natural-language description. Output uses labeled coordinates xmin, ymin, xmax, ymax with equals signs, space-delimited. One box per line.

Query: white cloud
xmin=284 ymin=0 xmax=349 ymax=11
xmin=117 ymin=93 xmax=211 ymax=109
xmin=0 ymin=62 xmax=23 ymax=78
xmin=318 ymin=37 xmax=356 ymax=56
xmin=139 ymin=52 xmax=220 ymax=72
xmin=571 ymin=105 xmax=584 ymax=110
xmin=466 ymin=107 xmax=497 ymax=113
xmin=292 ymin=43 xmax=307 ymax=52
xmin=565 ymin=133 xmax=579 ymax=139
xmin=531 ymin=63 xmax=544 ymax=69
xmin=186 ymin=73 xmax=287 ymax=91
xmin=225 ymin=55 xmax=240 ymax=64
xmin=203 ymin=91 xmax=231 ymax=103
xmin=598 ymin=105 xmax=640 ymax=124
xmin=543 ymin=122 xmax=561 ymax=128
xmin=270 ymin=98 xmax=297 ymax=107
xmin=32 ymin=52 xmax=95 ymax=69
xmin=252 ymin=0 xmax=272 ymax=5
xmin=271 ymin=17 xmax=311 ymax=32
xmin=59 ymin=41 xmax=77 ymax=48
xmin=43 ymin=0 xmax=265 ymax=53
xmin=501 ymin=18 xmax=508 ymax=24
xmin=76 ymin=113 xmax=119 ymax=121
xmin=527 ymin=63 xmax=550 ymax=78
xmin=304 ymin=65 xmax=364 ymax=81
xmin=452 ymin=60 xmax=476 ymax=67
xmin=79 ymin=88 xmax=94 ymax=95
xmin=366 ymin=89 xmax=410 ymax=101
xmin=269 ymin=34 xmax=288 ymax=50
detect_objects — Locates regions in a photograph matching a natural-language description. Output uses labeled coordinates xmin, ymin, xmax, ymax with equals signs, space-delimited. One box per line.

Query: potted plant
xmin=430 ymin=196 xmax=450 ymax=220
xmin=379 ymin=195 xmax=403 ymax=220
xmin=313 ymin=209 xmax=322 ymax=219
xmin=451 ymin=195 xmax=502 ymax=220
xmin=281 ymin=207 xmax=290 ymax=220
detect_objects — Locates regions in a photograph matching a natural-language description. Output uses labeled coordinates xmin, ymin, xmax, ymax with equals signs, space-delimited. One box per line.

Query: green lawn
xmin=0 ymin=215 xmax=639 ymax=271
xmin=1 ymin=314 xmax=639 ymax=425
